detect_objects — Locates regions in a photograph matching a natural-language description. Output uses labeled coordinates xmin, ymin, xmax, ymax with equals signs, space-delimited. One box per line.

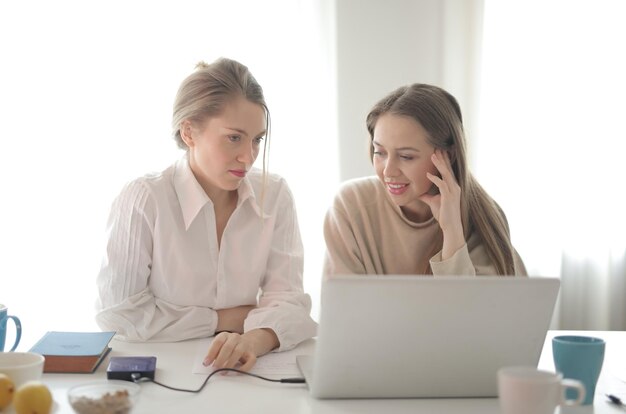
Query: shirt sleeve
xmin=95 ymin=180 xmax=218 ymax=342
xmin=243 ymin=180 xmax=317 ymax=351
xmin=322 ymin=198 xmax=367 ymax=277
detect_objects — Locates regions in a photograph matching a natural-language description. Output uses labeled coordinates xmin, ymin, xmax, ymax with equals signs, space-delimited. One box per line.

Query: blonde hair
xmin=366 ymin=84 xmax=515 ymax=275
xmin=172 ymin=57 xmax=271 ymax=182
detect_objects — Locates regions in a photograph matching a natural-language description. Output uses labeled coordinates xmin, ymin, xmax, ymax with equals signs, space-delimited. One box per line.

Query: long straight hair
xmin=366 ymin=84 xmax=515 ymax=275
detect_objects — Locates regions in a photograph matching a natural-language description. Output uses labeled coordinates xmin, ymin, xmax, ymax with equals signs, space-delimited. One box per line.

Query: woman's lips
xmin=229 ymin=169 xmax=247 ymax=178
xmin=386 ymin=182 xmax=409 ymax=195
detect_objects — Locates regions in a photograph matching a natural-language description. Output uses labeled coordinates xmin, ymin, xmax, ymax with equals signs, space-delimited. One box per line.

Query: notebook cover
xmin=29 ymin=331 xmax=116 ymax=373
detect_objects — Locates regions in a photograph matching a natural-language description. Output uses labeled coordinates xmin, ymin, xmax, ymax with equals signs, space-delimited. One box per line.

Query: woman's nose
xmin=238 ymin=143 xmax=256 ymax=164
xmin=383 ymin=158 xmax=399 ymax=177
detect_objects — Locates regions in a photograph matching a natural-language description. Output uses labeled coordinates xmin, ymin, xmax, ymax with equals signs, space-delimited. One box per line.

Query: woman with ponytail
xmin=324 ymin=84 xmax=526 ymax=277
xmin=96 ymin=58 xmax=316 ymax=372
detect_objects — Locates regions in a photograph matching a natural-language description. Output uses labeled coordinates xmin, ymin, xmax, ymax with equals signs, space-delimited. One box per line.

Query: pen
xmin=606 ymin=394 xmax=624 ymax=406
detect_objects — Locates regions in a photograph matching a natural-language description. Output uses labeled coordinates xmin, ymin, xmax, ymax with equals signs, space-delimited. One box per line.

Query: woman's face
xmin=184 ymin=96 xmax=266 ymax=198
xmin=372 ymin=113 xmax=439 ymax=218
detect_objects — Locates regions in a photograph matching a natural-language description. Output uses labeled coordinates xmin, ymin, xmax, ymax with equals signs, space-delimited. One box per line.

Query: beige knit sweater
xmin=323 ymin=176 xmax=527 ymax=277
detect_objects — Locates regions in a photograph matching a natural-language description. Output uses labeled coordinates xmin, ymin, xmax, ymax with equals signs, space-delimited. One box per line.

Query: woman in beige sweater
xmin=324 ymin=84 xmax=526 ymax=277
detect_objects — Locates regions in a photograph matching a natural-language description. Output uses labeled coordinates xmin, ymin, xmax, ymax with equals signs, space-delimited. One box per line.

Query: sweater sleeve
xmin=429 ymin=233 xmax=528 ymax=277
xmin=95 ymin=180 xmax=218 ymax=341
xmin=322 ymin=195 xmax=368 ymax=277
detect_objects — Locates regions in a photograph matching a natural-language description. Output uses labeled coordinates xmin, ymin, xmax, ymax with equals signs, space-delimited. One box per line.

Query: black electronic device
xmin=106 ymin=356 xmax=157 ymax=381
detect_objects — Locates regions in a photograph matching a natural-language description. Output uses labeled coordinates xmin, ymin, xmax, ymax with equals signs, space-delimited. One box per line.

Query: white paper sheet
xmin=191 ymin=337 xmax=303 ymax=378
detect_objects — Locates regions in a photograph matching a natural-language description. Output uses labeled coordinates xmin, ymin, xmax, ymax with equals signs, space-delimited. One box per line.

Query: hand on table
xmin=203 ymin=328 xmax=279 ymax=372
xmin=203 ymin=331 xmax=257 ymax=371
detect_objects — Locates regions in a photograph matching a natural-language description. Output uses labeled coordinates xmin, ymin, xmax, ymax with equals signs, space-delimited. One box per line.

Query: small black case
xmin=106 ymin=356 xmax=157 ymax=381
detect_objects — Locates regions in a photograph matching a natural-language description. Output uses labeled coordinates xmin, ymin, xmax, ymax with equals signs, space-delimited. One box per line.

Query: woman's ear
xmin=180 ymin=120 xmax=194 ymax=148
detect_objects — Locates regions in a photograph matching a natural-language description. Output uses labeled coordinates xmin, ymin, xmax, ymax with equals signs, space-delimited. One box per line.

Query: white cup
xmin=498 ymin=366 xmax=585 ymax=414
xmin=0 ymin=352 xmax=45 ymax=387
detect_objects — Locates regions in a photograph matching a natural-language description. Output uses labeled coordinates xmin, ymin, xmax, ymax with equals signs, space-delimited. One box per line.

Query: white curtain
xmin=476 ymin=0 xmax=626 ymax=330
xmin=0 ymin=0 xmax=336 ymax=349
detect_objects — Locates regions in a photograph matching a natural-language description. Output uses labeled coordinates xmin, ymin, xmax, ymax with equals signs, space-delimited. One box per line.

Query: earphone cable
xmin=130 ymin=368 xmax=305 ymax=393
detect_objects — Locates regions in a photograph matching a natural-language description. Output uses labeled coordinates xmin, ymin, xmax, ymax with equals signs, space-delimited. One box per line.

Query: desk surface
xmin=27 ymin=331 xmax=626 ymax=413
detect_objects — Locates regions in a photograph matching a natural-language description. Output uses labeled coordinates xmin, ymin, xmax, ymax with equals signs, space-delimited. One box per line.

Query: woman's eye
xmin=373 ymin=151 xmax=385 ymax=157
xmin=228 ymin=135 xmax=241 ymax=142
xmin=400 ymin=155 xmax=414 ymax=161
xmin=253 ymin=136 xmax=265 ymax=145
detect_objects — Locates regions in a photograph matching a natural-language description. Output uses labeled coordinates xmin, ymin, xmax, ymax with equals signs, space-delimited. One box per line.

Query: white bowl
xmin=0 ymin=352 xmax=45 ymax=387
xmin=68 ymin=380 xmax=140 ymax=414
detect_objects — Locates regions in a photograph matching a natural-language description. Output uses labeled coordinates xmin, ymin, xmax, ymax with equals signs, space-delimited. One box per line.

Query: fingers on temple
xmin=432 ymin=151 xmax=453 ymax=180
xmin=432 ymin=151 xmax=460 ymax=194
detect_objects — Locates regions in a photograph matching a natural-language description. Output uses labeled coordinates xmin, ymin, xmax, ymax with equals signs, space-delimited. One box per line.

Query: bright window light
xmin=0 ymin=0 xmax=336 ymax=348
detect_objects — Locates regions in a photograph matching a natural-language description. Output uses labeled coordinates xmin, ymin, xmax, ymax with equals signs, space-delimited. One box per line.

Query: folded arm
xmin=95 ymin=181 xmax=219 ymax=341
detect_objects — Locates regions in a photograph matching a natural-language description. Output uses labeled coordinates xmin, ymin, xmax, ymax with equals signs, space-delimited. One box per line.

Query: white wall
xmin=334 ymin=0 xmax=484 ymax=180
xmin=0 ymin=0 xmax=493 ymax=348
xmin=0 ymin=0 xmax=338 ymax=347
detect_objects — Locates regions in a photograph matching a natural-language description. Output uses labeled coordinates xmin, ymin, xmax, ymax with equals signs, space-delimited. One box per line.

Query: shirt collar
xmin=174 ymin=156 xmax=211 ymax=230
xmin=174 ymin=156 xmax=266 ymax=230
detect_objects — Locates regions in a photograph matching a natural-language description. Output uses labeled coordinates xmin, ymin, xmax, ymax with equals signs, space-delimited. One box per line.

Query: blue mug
xmin=552 ymin=335 xmax=605 ymax=405
xmin=0 ymin=303 xmax=22 ymax=352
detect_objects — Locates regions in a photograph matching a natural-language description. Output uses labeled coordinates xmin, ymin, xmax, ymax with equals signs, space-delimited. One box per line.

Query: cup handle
xmin=561 ymin=379 xmax=586 ymax=406
xmin=7 ymin=315 xmax=22 ymax=352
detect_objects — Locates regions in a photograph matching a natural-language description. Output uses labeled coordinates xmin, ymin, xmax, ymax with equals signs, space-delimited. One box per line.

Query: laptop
xmin=297 ymin=275 xmax=560 ymax=399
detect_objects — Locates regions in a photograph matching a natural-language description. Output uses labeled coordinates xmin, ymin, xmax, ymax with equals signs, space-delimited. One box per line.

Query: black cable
xmin=130 ymin=369 xmax=305 ymax=393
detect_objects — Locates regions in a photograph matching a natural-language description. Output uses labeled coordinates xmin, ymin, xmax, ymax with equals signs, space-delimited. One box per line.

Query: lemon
xmin=13 ymin=381 xmax=53 ymax=414
xmin=0 ymin=373 xmax=15 ymax=410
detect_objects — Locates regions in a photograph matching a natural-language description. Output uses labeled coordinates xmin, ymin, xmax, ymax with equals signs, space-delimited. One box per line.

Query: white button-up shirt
xmin=96 ymin=157 xmax=317 ymax=351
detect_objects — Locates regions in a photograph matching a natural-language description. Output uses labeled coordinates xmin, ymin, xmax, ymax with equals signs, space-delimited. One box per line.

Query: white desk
xmin=36 ymin=331 xmax=626 ymax=413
